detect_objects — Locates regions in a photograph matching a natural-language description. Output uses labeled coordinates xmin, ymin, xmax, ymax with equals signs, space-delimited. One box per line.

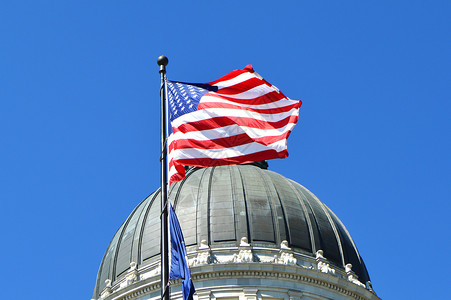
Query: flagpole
xmin=157 ymin=55 xmax=170 ymax=300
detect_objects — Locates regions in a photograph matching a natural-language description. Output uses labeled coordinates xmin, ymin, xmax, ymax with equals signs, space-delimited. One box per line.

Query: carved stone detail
xmin=231 ymin=236 xmax=258 ymax=263
xmin=277 ymin=240 xmax=297 ymax=265
xmin=366 ymin=280 xmax=374 ymax=292
xmin=278 ymin=251 xmax=297 ymax=265
xmin=315 ymin=250 xmax=335 ymax=275
xmin=100 ymin=279 xmax=112 ymax=299
xmin=191 ymin=240 xmax=216 ymax=266
xmin=345 ymin=263 xmax=365 ymax=287
xmin=233 ymin=248 xmax=253 ymax=263
xmin=126 ymin=262 xmax=139 ymax=285
xmin=280 ymin=240 xmax=290 ymax=250
xmin=240 ymin=236 xmax=250 ymax=246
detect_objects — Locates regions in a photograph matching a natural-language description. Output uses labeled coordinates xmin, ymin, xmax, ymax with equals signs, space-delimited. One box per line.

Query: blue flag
xmin=169 ymin=203 xmax=195 ymax=300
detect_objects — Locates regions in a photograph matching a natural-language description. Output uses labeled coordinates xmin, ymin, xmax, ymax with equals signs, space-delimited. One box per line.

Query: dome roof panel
xmin=209 ymin=166 xmax=237 ymax=243
xmin=327 ymin=207 xmax=370 ymax=284
xmin=140 ymin=193 xmax=160 ymax=262
xmin=296 ymin=183 xmax=343 ymax=264
xmin=242 ymin=167 xmax=277 ymax=243
xmin=115 ymin=200 xmax=146 ymax=276
xmin=277 ymin=178 xmax=313 ymax=251
xmin=95 ymin=221 xmax=126 ymax=296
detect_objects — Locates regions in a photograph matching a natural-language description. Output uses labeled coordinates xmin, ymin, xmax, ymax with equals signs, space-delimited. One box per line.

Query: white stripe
xmin=168 ymin=163 xmax=181 ymax=182
xmin=171 ymin=107 xmax=299 ymax=128
xmin=200 ymin=94 xmax=298 ymax=110
xmin=170 ymin=123 xmax=296 ymax=142
xmin=167 ymin=137 xmax=289 ymax=181
xmin=215 ymin=83 xmax=277 ymax=99
xmin=211 ymin=72 xmax=256 ymax=88
xmin=169 ymin=140 xmax=287 ymax=159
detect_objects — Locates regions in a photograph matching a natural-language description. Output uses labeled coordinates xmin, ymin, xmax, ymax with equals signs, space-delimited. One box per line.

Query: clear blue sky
xmin=1 ymin=1 xmax=449 ymax=299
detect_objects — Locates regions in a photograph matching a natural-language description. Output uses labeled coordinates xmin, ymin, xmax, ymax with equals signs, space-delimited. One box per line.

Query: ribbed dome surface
xmin=93 ymin=164 xmax=370 ymax=298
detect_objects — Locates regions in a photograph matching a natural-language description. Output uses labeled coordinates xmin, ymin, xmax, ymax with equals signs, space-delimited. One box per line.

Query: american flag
xmin=166 ymin=65 xmax=302 ymax=184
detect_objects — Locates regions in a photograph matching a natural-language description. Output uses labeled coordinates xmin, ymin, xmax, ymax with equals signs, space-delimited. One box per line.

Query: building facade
xmin=92 ymin=164 xmax=380 ymax=300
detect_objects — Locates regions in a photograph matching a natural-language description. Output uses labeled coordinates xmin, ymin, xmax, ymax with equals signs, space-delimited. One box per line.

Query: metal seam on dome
xmin=94 ymin=223 xmax=121 ymax=297
xmin=269 ymin=175 xmax=291 ymax=246
xmin=206 ymin=167 xmax=216 ymax=245
xmin=94 ymin=230 xmax=116 ymax=297
xmin=195 ymin=168 xmax=209 ymax=246
xmin=297 ymin=190 xmax=319 ymax=254
xmin=94 ymin=255 xmax=104 ymax=297
xmin=237 ymin=165 xmax=252 ymax=243
xmin=110 ymin=200 xmax=143 ymax=284
xmin=137 ymin=191 xmax=160 ymax=265
xmin=129 ymin=195 xmax=156 ymax=268
xmin=293 ymin=183 xmax=346 ymax=270
xmin=285 ymin=178 xmax=315 ymax=253
xmin=125 ymin=201 xmax=146 ymax=272
xmin=96 ymin=220 xmax=128 ymax=297
xmin=227 ymin=165 xmax=238 ymax=242
xmin=309 ymin=191 xmax=346 ymax=268
xmin=231 ymin=164 xmax=247 ymax=242
xmin=324 ymin=206 xmax=370 ymax=283
xmin=324 ymin=204 xmax=363 ymax=264
xmin=258 ymin=167 xmax=278 ymax=244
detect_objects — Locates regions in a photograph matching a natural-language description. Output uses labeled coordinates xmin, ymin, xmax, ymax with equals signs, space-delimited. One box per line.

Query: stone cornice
xmin=99 ymin=262 xmax=379 ymax=300
xmin=95 ymin=242 xmax=378 ymax=300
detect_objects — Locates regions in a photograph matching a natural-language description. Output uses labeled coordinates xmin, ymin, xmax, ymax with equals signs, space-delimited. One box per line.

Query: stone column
xmin=197 ymin=290 xmax=212 ymax=300
xmin=288 ymin=290 xmax=303 ymax=300
xmin=242 ymin=288 xmax=258 ymax=300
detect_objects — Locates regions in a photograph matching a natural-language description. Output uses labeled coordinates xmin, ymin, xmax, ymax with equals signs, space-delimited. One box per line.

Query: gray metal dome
xmin=93 ymin=164 xmax=371 ymax=298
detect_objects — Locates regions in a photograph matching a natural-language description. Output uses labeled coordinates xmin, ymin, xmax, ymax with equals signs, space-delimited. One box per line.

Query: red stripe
xmin=169 ymin=148 xmax=289 ymax=184
xmin=207 ymin=65 xmax=254 ymax=85
xmin=168 ymin=160 xmax=186 ymax=183
xmin=168 ymin=131 xmax=290 ymax=152
xmin=174 ymin=149 xmax=288 ymax=168
xmin=173 ymin=115 xmax=299 ymax=134
xmin=169 ymin=133 xmax=252 ymax=152
xmin=207 ymin=69 xmax=248 ymax=85
xmin=204 ymin=90 xmax=288 ymax=105
xmin=197 ymin=100 xmax=300 ymax=114
xmin=214 ymin=77 xmax=269 ymax=95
